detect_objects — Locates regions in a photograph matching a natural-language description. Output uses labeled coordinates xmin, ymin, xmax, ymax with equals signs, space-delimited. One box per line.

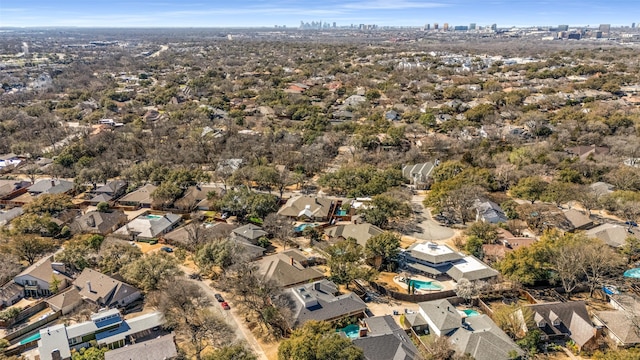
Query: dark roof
xmin=594 ymin=310 xmax=640 ymax=346
xmin=325 ymin=223 xmax=383 ymax=247
xmin=71 ymin=210 xmax=128 ymax=235
xmin=353 ymin=316 xmax=421 ymax=360
xmin=525 ymin=301 xmax=595 ymax=348
xmin=94 ymin=180 xmax=127 ymax=195
xmin=290 ymin=280 xmax=366 ymax=327
xmin=28 ymin=179 xmax=74 ymax=195
xmin=232 ymin=224 xmax=268 ymax=241
xmin=256 ymin=250 xmax=325 ymax=288
xmin=104 ymin=333 xmax=178 ymax=360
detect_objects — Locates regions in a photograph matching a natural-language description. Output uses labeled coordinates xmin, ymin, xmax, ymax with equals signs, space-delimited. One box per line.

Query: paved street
xmin=409 ymin=194 xmax=455 ymax=241
xmin=181 ymin=269 xmax=268 ymax=360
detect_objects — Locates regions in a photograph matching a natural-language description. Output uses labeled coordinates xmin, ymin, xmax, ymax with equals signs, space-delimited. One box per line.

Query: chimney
xmin=314 ymin=282 xmax=321 ymax=291
xmin=290 ymin=257 xmax=294 ymax=266
xmin=87 ymin=281 xmax=93 ymax=293
xmin=51 ymin=180 xmax=56 ymax=187
xmin=51 ymin=350 xmax=62 ymax=360
xmin=359 ymin=326 xmax=368 ymax=337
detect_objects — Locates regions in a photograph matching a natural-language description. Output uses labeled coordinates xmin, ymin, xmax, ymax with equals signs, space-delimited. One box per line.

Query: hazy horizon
xmin=1 ymin=0 xmax=638 ymax=29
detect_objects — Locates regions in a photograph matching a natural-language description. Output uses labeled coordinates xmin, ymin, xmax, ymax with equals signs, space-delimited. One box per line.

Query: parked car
xmin=161 ymin=246 xmax=174 ymax=253
xmin=214 ymin=294 xmax=224 ymax=302
xmin=626 ymin=221 xmax=638 ymax=227
xmin=221 ymin=301 xmax=230 ymax=310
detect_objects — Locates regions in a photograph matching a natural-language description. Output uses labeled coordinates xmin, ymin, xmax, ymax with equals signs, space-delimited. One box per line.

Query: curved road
xmin=409 ymin=194 xmax=455 ymax=241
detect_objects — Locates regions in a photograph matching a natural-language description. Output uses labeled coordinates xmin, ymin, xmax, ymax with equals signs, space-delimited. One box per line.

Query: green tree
xmin=121 ymin=252 xmax=182 ymax=291
xmin=50 ymin=275 xmax=61 ymax=294
xmin=360 ymin=193 xmax=412 ymax=229
xmin=204 ymin=344 xmax=257 ymax=360
xmin=71 ymin=346 xmax=108 ymax=360
xmin=98 ymin=242 xmax=142 ymax=275
xmin=464 ymin=236 xmax=484 ymax=258
xmin=194 ymin=239 xmax=238 ymax=275
xmin=510 ymin=176 xmax=547 ymax=204
xmin=3 ymin=236 xmax=58 ymax=265
xmin=364 ymin=231 xmax=400 ymax=271
xmin=326 ymin=238 xmax=375 ymax=287
xmin=55 ymin=239 xmax=93 ymax=272
xmin=23 ymin=193 xmax=74 ymax=216
xmin=96 ymin=201 xmax=110 ymax=213
xmin=465 ymin=222 xmax=499 ymax=243
xmin=278 ymin=321 xmax=364 ymax=360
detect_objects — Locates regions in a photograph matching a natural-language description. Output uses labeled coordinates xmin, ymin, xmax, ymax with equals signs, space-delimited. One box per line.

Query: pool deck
xmin=393 ymin=274 xmax=456 ymax=293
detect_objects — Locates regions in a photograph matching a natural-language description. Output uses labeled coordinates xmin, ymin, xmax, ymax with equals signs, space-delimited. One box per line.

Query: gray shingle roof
xmin=353 ymin=316 xmax=421 ymax=360
xmin=290 ymin=280 xmax=366 ymax=327
xmin=232 ymin=224 xmax=268 ymax=241
xmin=418 ymin=299 xmax=462 ymax=333
xmin=325 ymin=223 xmax=383 ymax=247
xmin=105 ymin=333 xmax=178 ymax=360
xmin=449 ymin=315 xmax=523 ymax=360
xmin=525 ymin=301 xmax=595 ymax=348
xmin=256 ymin=250 xmax=325 ymax=288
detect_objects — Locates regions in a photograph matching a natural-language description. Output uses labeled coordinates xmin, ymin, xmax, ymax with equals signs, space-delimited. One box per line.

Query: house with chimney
xmin=351 ymin=315 xmax=422 ymax=360
xmin=13 ymin=255 xmax=72 ymax=298
xmin=71 ymin=210 xmax=128 ymax=235
xmin=405 ymin=299 xmax=523 ymax=360
xmin=27 ymin=179 xmax=74 ymax=196
xmin=402 ymin=162 xmax=436 ymax=190
xmin=289 ymin=279 xmax=366 ymax=328
xmin=277 ymin=195 xmax=334 ymax=221
xmin=256 ymin=249 xmax=325 ymax=288
xmin=72 ymin=268 xmax=141 ymax=308
xmin=37 ymin=308 xmax=164 ymax=360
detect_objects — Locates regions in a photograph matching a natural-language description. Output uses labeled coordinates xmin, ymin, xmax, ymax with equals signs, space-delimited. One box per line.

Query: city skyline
xmin=0 ymin=0 xmax=638 ymax=28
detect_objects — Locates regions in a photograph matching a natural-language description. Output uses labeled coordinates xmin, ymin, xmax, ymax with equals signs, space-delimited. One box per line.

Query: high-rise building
xmin=490 ymin=24 xmax=497 ymax=31
xmin=425 ymin=23 xmax=431 ymax=30
xmin=443 ymin=23 xmax=449 ymax=31
xmin=599 ymin=24 xmax=611 ymax=33
xmin=433 ymin=23 xmax=439 ymax=30
xmin=333 ymin=22 xmax=336 ymax=28
xmin=632 ymin=22 xmax=636 ymax=29
xmin=558 ymin=25 xmax=569 ymax=31
xmin=469 ymin=23 xmax=476 ymax=30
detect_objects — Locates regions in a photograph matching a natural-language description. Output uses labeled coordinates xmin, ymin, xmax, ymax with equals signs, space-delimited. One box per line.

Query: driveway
xmin=182 ymin=270 xmax=268 ymax=360
xmin=408 ymin=194 xmax=455 ymax=241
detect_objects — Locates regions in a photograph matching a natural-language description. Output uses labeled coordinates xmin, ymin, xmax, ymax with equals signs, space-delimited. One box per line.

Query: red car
xmin=221 ymin=301 xmax=230 ymax=310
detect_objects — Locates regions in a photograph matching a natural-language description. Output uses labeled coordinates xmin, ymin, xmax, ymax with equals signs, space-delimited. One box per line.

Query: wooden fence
xmin=370 ymin=282 xmax=458 ymax=303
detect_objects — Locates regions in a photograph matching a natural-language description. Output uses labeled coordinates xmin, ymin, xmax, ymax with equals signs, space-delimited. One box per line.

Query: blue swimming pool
xmin=141 ymin=214 xmax=163 ymax=220
xmin=336 ymin=209 xmax=347 ymax=216
xmin=624 ymin=268 xmax=640 ymax=278
xmin=408 ymin=279 xmax=443 ymax=291
xmin=294 ymin=223 xmax=318 ymax=232
xmin=337 ymin=324 xmax=361 ymax=339
xmin=463 ymin=309 xmax=480 ymax=317
xmin=19 ymin=332 xmax=41 ymax=345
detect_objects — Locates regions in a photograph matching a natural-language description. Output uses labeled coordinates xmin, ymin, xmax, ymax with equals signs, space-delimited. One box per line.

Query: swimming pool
xmin=19 ymin=332 xmax=41 ymax=345
xmin=336 ymin=209 xmax=347 ymax=216
xmin=142 ymin=214 xmax=163 ymax=220
xmin=408 ymin=279 xmax=443 ymax=291
xmin=624 ymin=268 xmax=640 ymax=278
xmin=294 ymin=223 xmax=318 ymax=232
xmin=337 ymin=324 xmax=360 ymax=339
xmin=462 ymin=309 xmax=480 ymax=317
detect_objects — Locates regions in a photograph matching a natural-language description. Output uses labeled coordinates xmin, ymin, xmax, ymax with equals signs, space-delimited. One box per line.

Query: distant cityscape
xmin=289 ymin=20 xmax=640 ymax=41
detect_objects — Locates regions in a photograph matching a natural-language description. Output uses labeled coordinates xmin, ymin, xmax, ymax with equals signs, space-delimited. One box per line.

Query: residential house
xmin=563 ymin=209 xmax=595 ymax=231
xmin=521 ymin=301 xmax=598 ymax=350
xmin=277 ymin=195 xmax=334 ymax=221
xmin=566 ymin=145 xmax=609 ymax=161
xmin=38 ymin=309 xmax=164 ymax=360
xmin=27 ymin=179 xmax=74 ymax=196
xmin=351 ymin=315 xmax=421 ymax=360
xmin=163 ymin=222 xmax=235 ymax=246
xmin=104 ymin=333 xmax=178 ymax=360
xmin=586 ymin=223 xmax=640 ymax=248
xmin=71 ymin=210 xmax=128 ymax=235
xmin=594 ymin=293 xmax=640 ymax=347
xmin=173 ymin=185 xmax=222 ymax=211
xmin=256 ymin=249 xmax=325 ymax=288
xmin=232 ymin=224 xmax=268 ymax=244
xmin=88 ymin=180 xmax=127 ymax=205
xmin=406 ymin=299 xmax=523 ymax=360
xmin=472 ymin=198 xmax=508 ymax=224
xmin=403 ymin=242 xmax=499 ymax=282
xmin=0 ymin=153 xmax=21 ymax=170
xmin=402 ymin=162 xmax=436 ymax=189
xmin=324 ymin=223 xmax=383 ymax=247
xmin=116 ymin=184 xmax=157 ymax=208
xmin=73 ymin=268 xmax=141 ymax=308
xmin=14 ymin=256 xmax=72 ymax=298
xmin=0 ymin=207 xmax=23 ymax=227
xmin=289 ymin=279 xmax=366 ymax=328
xmin=0 ymin=179 xmax=30 ymax=199
xmin=46 ymin=287 xmax=84 ymax=315
xmin=0 ymin=282 xmax=24 ymax=308
xmin=113 ymin=212 xmax=181 ymax=240
xmin=482 ymin=229 xmax=536 ymax=262
xmin=385 ymin=110 xmax=400 ymax=121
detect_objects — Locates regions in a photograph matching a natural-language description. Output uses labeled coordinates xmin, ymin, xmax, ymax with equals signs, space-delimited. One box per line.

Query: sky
xmin=0 ymin=0 xmax=638 ymax=28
